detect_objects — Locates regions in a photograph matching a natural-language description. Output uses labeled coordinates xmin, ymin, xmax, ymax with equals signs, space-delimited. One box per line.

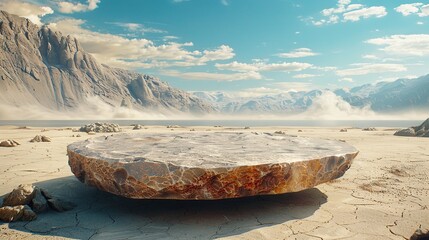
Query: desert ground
xmin=0 ymin=125 xmax=428 ymax=240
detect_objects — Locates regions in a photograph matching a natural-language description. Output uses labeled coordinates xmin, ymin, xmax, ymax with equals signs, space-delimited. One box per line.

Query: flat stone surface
xmin=67 ymin=132 xmax=358 ymax=200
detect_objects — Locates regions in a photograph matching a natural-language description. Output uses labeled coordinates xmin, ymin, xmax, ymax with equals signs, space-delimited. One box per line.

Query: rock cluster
xmin=79 ymin=122 xmax=121 ymax=133
xmin=340 ymin=128 xmax=348 ymax=132
xmin=68 ymin=132 xmax=358 ymax=200
xmin=30 ymin=135 xmax=51 ymax=142
xmin=132 ymin=124 xmax=143 ymax=130
xmin=0 ymin=139 xmax=20 ymax=147
xmin=394 ymin=118 xmax=429 ymax=137
xmin=362 ymin=127 xmax=377 ymax=131
xmin=0 ymin=184 xmax=75 ymax=222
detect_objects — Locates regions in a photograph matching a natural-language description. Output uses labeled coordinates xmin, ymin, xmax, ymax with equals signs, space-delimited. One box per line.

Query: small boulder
xmin=2 ymin=184 xmax=35 ymax=207
xmin=31 ymin=188 xmax=48 ymax=213
xmin=394 ymin=128 xmax=416 ymax=137
xmin=340 ymin=128 xmax=348 ymax=132
xmin=274 ymin=131 xmax=286 ymax=135
xmin=133 ymin=124 xmax=143 ymax=130
xmin=298 ymin=130 xmax=303 ymax=132
xmin=410 ymin=228 xmax=429 ymax=240
xmin=21 ymin=205 xmax=37 ymax=221
xmin=0 ymin=139 xmax=20 ymax=147
xmin=30 ymin=135 xmax=51 ymax=142
xmin=244 ymin=126 xmax=250 ymax=129
xmin=0 ymin=205 xmax=25 ymax=222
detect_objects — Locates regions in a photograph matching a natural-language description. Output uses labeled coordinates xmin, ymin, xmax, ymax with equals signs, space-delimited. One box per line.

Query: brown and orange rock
xmin=67 ymin=132 xmax=358 ymax=200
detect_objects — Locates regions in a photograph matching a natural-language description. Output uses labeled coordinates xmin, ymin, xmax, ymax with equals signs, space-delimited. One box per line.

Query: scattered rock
xmin=410 ymin=228 xmax=429 ymax=240
xmin=395 ymin=118 xmax=429 ymax=137
xmin=0 ymin=185 xmax=75 ymax=222
xmin=214 ymin=125 xmax=223 ymax=128
xmin=362 ymin=127 xmax=377 ymax=131
xmin=190 ymin=128 xmax=196 ymax=131
xmin=47 ymin=198 xmax=76 ymax=212
xmin=0 ymin=139 xmax=20 ymax=147
xmin=2 ymin=184 xmax=35 ymax=207
xmin=244 ymin=126 xmax=250 ymax=129
xmin=30 ymin=135 xmax=51 ymax=142
xmin=76 ymin=134 xmax=81 ymax=137
xmin=31 ymin=188 xmax=48 ymax=213
xmin=274 ymin=131 xmax=286 ymax=135
xmin=0 ymin=205 xmax=25 ymax=222
xmin=133 ymin=124 xmax=143 ymax=130
xmin=340 ymin=128 xmax=348 ymax=132
xmin=79 ymin=122 xmax=121 ymax=133
xmin=167 ymin=125 xmax=181 ymax=128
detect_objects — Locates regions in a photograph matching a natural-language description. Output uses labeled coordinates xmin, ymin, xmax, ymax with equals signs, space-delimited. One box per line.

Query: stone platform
xmin=67 ymin=132 xmax=358 ymax=200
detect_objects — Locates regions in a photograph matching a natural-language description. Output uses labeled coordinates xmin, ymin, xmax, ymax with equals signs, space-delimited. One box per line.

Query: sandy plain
xmin=0 ymin=125 xmax=428 ymax=240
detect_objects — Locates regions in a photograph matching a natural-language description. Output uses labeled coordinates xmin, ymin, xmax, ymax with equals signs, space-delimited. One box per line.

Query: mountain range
xmin=192 ymin=75 xmax=429 ymax=115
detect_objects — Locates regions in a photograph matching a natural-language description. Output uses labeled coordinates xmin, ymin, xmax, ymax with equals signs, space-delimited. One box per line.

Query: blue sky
xmin=2 ymin=0 xmax=429 ymax=95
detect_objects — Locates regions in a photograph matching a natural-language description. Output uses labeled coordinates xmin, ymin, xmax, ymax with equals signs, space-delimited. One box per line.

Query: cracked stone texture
xmin=0 ymin=125 xmax=428 ymax=239
xmin=67 ymin=132 xmax=358 ymax=200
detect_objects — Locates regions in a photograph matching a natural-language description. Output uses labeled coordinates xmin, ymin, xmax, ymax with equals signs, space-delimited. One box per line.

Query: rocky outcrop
xmin=79 ymin=122 xmax=121 ymax=133
xmin=30 ymin=135 xmax=51 ymax=142
xmin=0 ymin=185 xmax=75 ymax=222
xmin=0 ymin=11 xmax=214 ymax=114
xmin=67 ymin=132 xmax=358 ymax=200
xmin=394 ymin=118 xmax=429 ymax=137
xmin=0 ymin=139 xmax=20 ymax=147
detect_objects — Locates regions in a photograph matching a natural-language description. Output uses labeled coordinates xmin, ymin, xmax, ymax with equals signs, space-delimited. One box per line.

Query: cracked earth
xmin=0 ymin=125 xmax=428 ymax=239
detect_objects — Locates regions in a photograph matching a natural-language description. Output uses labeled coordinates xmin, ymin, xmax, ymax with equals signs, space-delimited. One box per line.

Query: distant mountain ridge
xmin=193 ymin=76 xmax=429 ymax=114
xmin=0 ymin=11 xmax=214 ymax=114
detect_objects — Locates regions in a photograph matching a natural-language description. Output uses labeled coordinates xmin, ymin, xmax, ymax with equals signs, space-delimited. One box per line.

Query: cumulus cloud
xmin=395 ymin=3 xmax=429 ymax=17
xmin=336 ymin=63 xmax=407 ymax=76
xmin=339 ymin=77 xmax=353 ymax=82
xmin=58 ymin=0 xmax=101 ymax=14
xmin=108 ymin=22 xmax=166 ymax=34
xmin=48 ymin=19 xmax=234 ymax=69
xmin=312 ymin=0 xmax=386 ymax=26
xmin=366 ymin=34 xmax=429 ymax=56
xmin=0 ymin=0 xmax=53 ymax=26
xmin=343 ymin=6 xmax=387 ymax=22
xmin=160 ymin=70 xmax=262 ymax=81
xmin=292 ymin=74 xmax=321 ymax=79
xmin=215 ymin=61 xmax=312 ymax=73
xmin=277 ymin=48 xmax=319 ymax=58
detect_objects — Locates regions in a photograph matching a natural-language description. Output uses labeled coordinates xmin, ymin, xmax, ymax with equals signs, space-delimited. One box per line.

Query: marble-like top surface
xmin=67 ymin=132 xmax=358 ymax=168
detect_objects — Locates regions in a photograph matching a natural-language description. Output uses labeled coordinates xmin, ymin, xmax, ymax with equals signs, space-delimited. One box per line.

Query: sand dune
xmin=0 ymin=125 xmax=428 ymax=239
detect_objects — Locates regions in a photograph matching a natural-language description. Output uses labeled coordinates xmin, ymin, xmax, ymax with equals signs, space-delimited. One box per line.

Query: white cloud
xmin=417 ymin=21 xmax=424 ymax=25
xmin=0 ymin=1 xmax=53 ymax=26
xmin=215 ymin=61 xmax=312 ymax=72
xmin=366 ymin=34 xmax=429 ymax=56
xmin=58 ymin=0 xmax=100 ymax=14
xmin=395 ymin=3 xmax=429 ymax=17
xmin=221 ymin=0 xmax=229 ymax=6
xmin=395 ymin=3 xmax=423 ymax=16
xmin=277 ymin=48 xmax=319 ymax=58
xmin=312 ymin=0 xmax=386 ymax=25
xmin=343 ymin=6 xmax=387 ymax=22
xmin=108 ymin=22 xmax=166 ymax=34
xmin=339 ymin=77 xmax=353 ymax=82
xmin=160 ymin=70 xmax=261 ymax=81
xmin=336 ymin=63 xmax=407 ymax=76
xmin=292 ymin=74 xmax=320 ymax=79
xmin=48 ymin=18 xmax=234 ymax=69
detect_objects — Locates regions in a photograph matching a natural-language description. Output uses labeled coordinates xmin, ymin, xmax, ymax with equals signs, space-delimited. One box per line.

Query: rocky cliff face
xmin=0 ymin=11 xmax=214 ymax=114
